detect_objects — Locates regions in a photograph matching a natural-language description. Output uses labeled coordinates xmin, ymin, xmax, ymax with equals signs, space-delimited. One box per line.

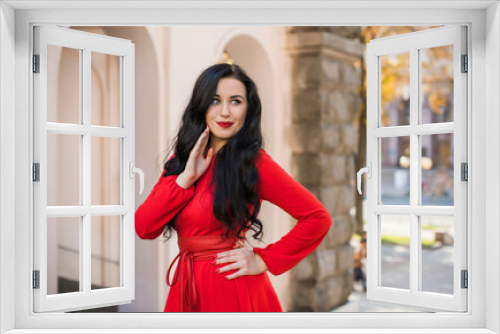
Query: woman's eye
xmin=212 ymin=99 xmax=241 ymax=105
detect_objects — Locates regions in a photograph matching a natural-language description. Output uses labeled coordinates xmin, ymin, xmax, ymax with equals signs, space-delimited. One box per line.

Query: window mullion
xmin=82 ymin=47 xmax=91 ymax=295
xmin=409 ymin=46 xmax=420 ymax=295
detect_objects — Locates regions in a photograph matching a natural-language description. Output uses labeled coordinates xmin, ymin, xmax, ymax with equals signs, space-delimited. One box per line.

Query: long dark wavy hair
xmin=160 ymin=63 xmax=264 ymax=243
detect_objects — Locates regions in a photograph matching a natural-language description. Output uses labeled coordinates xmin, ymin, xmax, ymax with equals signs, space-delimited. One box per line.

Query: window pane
xmin=91 ymin=52 xmax=121 ymax=127
xmin=421 ymin=216 xmax=454 ymax=294
xmin=380 ymin=51 xmax=410 ymax=127
xmin=47 ymin=133 xmax=80 ymax=206
xmin=380 ymin=215 xmax=410 ymax=290
xmin=381 ymin=136 xmax=410 ymax=205
xmin=421 ymin=133 xmax=454 ymax=206
xmin=47 ymin=217 xmax=81 ymax=295
xmin=91 ymin=136 xmax=121 ymax=205
xmin=91 ymin=215 xmax=121 ymax=289
xmin=421 ymin=45 xmax=454 ymax=124
xmin=47 ymin=44 xmax=80 ymax=124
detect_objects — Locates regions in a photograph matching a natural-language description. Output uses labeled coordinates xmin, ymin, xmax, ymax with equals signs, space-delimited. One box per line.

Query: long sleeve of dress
xmin=252 ymin=150 xmax=333 ymax=276
xmin=135 ymin=157 xmax=195 ymax=240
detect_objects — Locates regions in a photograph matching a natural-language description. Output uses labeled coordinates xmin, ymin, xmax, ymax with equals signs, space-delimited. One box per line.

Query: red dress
xmin=135 ymin=148 xmax=332 ymax=312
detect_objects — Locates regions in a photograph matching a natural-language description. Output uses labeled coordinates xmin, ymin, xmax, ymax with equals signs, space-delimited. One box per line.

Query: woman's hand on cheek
xmin=213 ymin=240 xmax=268 ymax=280
xmin=183 ymin=125 xmax=214 ymax=183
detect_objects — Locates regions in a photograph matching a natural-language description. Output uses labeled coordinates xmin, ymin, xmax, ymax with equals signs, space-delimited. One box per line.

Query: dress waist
xmin=166 ymin=235 xmax=239 ymax=312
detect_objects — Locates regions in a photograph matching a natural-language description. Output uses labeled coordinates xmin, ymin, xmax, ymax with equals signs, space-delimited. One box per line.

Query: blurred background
xmin=45 ymin=25 xmax=455 ymax=312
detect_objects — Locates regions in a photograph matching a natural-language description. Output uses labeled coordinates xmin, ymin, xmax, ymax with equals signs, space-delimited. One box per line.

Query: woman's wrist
xmin=176 ymin=172 xmax=195 ymax=189
xmin=253 ymin=251 xmax=268 ymax=273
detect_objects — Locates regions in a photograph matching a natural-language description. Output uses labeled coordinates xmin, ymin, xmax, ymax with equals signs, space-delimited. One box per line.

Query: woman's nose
xmin=221 ymin=101 xmax=231 ymax=115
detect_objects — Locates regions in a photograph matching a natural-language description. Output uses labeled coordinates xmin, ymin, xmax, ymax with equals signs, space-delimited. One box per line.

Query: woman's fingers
xmin=233 ymin=240 xmax=245 ymax=248
xmin=224 ymin=268 xmax=247 ymax=280
xmin=217 ymin=260 xmax=246 ymax=275
xmin=215 ymin=254 xmax=239 ymax=265
xmin=193 ymin=126 xmax=210 ymax=157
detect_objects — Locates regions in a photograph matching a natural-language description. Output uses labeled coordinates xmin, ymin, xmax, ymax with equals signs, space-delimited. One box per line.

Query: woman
xmin=135 ymin=63 xmax=332 ymax=312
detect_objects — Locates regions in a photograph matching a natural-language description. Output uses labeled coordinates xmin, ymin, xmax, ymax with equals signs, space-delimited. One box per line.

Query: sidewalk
xmin=330 ymin=280 xmax=428 ymax=313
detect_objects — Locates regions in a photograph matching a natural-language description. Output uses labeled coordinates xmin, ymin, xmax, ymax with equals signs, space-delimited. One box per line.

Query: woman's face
xmin=205 ymin=77 xmax=248 ymax=152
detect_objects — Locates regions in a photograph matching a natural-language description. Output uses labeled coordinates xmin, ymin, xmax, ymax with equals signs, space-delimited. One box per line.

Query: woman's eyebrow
xmin=214 ymin=93 xmax=245 ymax=100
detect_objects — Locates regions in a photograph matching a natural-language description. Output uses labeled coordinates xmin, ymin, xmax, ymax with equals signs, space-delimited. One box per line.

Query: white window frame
xmin=32 ymin=25 xmax=136 ymax=313
xmin=1 ymin=1 xmax=499 ymax=333
xmin=365 ymin=25 xmax=468 ymax=312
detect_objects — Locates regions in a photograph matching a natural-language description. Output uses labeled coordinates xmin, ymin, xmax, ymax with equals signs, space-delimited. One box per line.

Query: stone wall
xmin=285 ymin=27 xmax=364 ymax=312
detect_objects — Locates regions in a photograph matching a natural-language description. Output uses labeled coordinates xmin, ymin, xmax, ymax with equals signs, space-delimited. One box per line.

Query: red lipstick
xmin=217 ymin=122 xmax=233 ymax=128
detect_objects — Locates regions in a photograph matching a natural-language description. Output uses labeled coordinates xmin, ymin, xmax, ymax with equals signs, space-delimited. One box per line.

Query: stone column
xmin=285 ymin=27 xmax=364 ymax=312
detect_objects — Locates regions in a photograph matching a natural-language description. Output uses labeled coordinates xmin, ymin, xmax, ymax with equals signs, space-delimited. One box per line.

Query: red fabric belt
xmin=166 ymin=235 xmax=238 ymax=312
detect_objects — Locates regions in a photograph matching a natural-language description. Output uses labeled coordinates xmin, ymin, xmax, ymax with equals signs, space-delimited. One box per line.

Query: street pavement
xmin=331 ymin=243 xmax=454 ymax=312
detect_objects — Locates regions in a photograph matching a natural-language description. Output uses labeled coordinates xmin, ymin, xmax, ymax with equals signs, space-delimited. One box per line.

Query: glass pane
xmin=47 ymin=44 xmax=80 ymax=124
xmin=421 ymin=45 xmax=454 ymax=124
xmin=91 ymin=136 xmax=121 ymax=206
xmin=91 ymin=52 xmax=121 ymax=127
xmin=421 ymin=133 xmax=454 ymax=206
xmin=91 ymin=215 xmax=121 ymax=289
xmin=421 ymin=216 xmax=454 ymax=294
xmin=47 ymin=133 xmax=80 ymax=206
xmin=381 ymin=136 xmax=410 ymax=205
xmin=380 ymin=215 xmax=410 ymax=290
xmin=380 ymin=51 xmax=410 ymax=127
xmin=47 ymin=217 xmax=81 ymax=295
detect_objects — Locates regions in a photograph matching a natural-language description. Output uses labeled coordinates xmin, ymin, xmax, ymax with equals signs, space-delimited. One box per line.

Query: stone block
xmin=340 ymin=185 xmax=355 ymax=213
xmin=306 ymin=186 xmax=321 ymax=201
xmin=341 ymin=124 xmax=358 ymax=153
xmin=291 ymin=252 xmax=318 ymax=281
xmin=351 ymin=92 xmax=363 ymax=120
xmin=319 ymin=155 xmax=333 ymax=185
xmin=332 ymin=155 xmax=347 ymax=182
xmin=287 ymin=31 xmax=318 ymax=47
xmin=316 ymin=248 xmax=337 ymax=282
xmin=343 ymin=62 xmax=363 ymax=86
xmin=341 ymin=271 xmax=354 ymax=302
xmin=320 ymin=123 xmax=339 ymax=151
xmin=319 ymin=185 xmax=336 ymax=215
xmin=315 ymin=274 xmax=346 ymax=311
xmin=290 ymin=281 xmax=317 ymax=312
xmin=345 ymin=154 xmax=356 ymax=182
xmin=322 ymin=32 xmax=365 ymax=57
xmin=287 ymin=30 xmax=364 ymax=57
xmin=332 ymin=215 xmax=354 ymax=246
xmin=293 ymin=56 xmax=321 ymax=89
xmin=320 ymin=154 xmax=346 ymax=185
xmin=329 ymin=89 xmax=362 ymax=125
xmin=327 ymin=26 xmax=362 ymax=40
xmin=321 ymin=56 xmax=340 ymax=81
xmin=336 ymin=243 xmax=354 ymax=273
xmin=291 ymin=154 xmax=321 ymax=186
xmin=317 ymin=214 xmax=354 ymax=249
xmin=330 ymin=90 xmax=347 ymax=123
xmin=321 ymin=185 xmax=355 ymax=216
xmin=290 ymin=123 xmax=322 ymax=153
xmin=292 ymin=89 xmax=321 ymax=122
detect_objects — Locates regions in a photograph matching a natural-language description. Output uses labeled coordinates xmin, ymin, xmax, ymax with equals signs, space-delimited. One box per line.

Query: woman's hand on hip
xmin=214 ymin=240 xmax=268 ymax=280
